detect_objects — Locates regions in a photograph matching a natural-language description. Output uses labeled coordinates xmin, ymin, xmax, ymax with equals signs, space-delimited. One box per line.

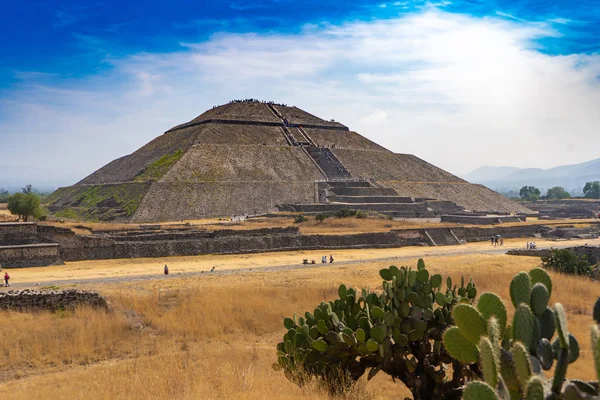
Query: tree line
xmin=0 ymin=185 xmax=46 ymax=222
xmin=517 ymin=181 xmax=600 ymax=201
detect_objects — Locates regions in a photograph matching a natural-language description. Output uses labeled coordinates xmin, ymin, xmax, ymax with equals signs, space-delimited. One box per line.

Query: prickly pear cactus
xmin=274 ymin=259 xmax=478 ymax=399
xmin=443 ymin=268 xmax=600 ymax=400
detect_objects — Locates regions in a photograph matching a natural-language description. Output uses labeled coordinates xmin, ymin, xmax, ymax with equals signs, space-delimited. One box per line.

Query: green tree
xmin=519 ymin=185 xmax=541 ymax=201
xmin=315 ymin=213 xmax=329 ymax=223
xmin=584 ymin=181 xmax=600 ymax=199
xmin=7 ymin=192 xmax=42 ymax=222
xmin=546 ymin=186 xmax=571 ymax=200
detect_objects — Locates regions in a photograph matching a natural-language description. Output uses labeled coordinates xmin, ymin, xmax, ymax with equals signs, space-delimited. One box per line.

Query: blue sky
xmin=1 ymin=0 xmax=599 ymax=189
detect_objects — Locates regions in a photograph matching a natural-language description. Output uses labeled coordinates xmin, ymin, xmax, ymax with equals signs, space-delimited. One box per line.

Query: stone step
xmin=326 ymin=181 xmax=372 ymax=188
xmin=330 ymin=187 xmax=398 ymax=196
xmin=328 ymin=195 xmax=414 ymax=204
xmin=305 ymin=147 xmax=351 ymax=180
xmin=278 ymin=202 xmax=432 ymax=213
xmin=425 ymin=228 xmax=461 ymax=246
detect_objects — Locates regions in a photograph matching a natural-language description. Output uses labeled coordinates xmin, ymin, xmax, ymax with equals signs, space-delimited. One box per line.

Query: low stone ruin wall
xmin=0 ymin=222 xmax=38 ymax=245
xmin=440 ymin=214 xmax=526 ymax=225
xmin=0 ymin=289 xmax=108 ymax=312
xmin=0 ymin=243 xmax=61 ymax=268
xmin=507 ymin=246 xmax=600 ymax=264
xmin=61 ymin=231 xmax=402 ymax=260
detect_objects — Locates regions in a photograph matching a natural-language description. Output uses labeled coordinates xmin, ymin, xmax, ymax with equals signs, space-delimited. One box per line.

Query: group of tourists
xmin=526 ymin=242 xmax=537 ymax=250
xmin=321 ymin=255 xmax=334 ymax=263
xmin=304 ymin=255 xmax=335 ymax=264
xmin=490 ymin=235 xmax=503 ymax=246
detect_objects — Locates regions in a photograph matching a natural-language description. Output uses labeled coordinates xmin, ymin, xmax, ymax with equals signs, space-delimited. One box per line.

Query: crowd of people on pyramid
xmin=213 ymin=99 xmax=290 ymax=107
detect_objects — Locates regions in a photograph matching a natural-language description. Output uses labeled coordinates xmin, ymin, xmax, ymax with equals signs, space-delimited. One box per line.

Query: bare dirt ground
xmin=2 ymin=237 xmax=598 ymax=289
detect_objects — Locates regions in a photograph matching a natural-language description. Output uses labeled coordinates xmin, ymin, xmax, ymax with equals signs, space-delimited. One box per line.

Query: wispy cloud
xmin=1 ymin=8 xmax=599 ymax=186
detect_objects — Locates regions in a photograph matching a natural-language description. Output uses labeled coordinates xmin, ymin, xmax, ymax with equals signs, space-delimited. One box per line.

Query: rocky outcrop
xmin=0 ymin=289 xmax=108 ymax=312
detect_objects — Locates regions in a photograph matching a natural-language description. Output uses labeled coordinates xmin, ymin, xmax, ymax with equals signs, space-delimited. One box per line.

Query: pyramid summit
xmin=46 ymin=100 xmax=531 ymax=221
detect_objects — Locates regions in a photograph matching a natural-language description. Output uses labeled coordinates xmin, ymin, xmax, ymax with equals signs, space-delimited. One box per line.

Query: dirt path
xmin=2 ymin=237 xmax=597 ymax=289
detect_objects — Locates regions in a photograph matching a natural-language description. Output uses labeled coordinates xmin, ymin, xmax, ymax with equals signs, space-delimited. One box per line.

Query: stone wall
xmin=0 ymin=243 xmax=60 ymax=265
xmin=440 ymin=215 xmax=526 ymax=225
xmin=0 ymin=223 xmax=38 ymax=245
xmin=50 ymin=230 xmax=401 ymax=261
xmin=0 ymin=289 xmax=108 ymax=312
xmin=507 ymin=246 xmax=600 ymax=264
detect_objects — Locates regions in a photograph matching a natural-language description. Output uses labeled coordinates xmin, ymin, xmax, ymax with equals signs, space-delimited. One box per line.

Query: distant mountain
xmin=463 ymin=166 xmax=521 ymax=182
xmin=463 ymin=157 xmax=600 ymax=194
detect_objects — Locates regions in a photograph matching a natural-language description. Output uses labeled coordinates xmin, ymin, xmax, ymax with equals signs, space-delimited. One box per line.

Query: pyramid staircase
xmin=424 ymin=228 xmax=463 ymax=246
xmin=278 ymin=181 xmax=439 ymax=217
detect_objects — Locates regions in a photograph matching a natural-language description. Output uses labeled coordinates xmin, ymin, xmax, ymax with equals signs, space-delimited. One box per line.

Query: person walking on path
xmin=4 ymin=272 xmax=10 ymax=287
xmin=164 ymin=265 xmax=169 ymax=276
xmin=329 ymin=255 xmax=334 ymax=263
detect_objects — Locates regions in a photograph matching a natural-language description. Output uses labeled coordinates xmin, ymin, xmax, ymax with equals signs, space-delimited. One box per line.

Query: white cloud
xmin=1 ymin=8 xmax=599 ymax=187
xmin=361 ymin=110 xmax=389 ymax=125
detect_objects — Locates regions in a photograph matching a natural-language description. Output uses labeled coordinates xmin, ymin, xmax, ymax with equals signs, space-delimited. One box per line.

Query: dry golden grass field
xmin=0 ymin=204 xmax=17 ymax=222
xmin=40 ymin=213 xmax=600 ymax=236
xmin=0 ymin=249 xmax=598 ymax=399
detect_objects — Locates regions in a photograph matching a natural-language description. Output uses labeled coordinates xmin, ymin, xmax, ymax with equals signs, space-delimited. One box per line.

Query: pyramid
xmin=46 ymin=100 xmax=531 ymax=222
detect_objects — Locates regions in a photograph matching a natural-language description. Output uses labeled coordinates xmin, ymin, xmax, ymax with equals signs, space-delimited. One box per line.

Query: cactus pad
xmin=356 ymin=328 xmax=366 ymax=343
xmin=530 ymin=283 xmax=550 ymax=317
xmin=371 ymin=306 xmax=385 ymax=320
xmin=513 ymin=304 xmax=534 ymax=349
xmin=371 ymin=325 xmax=386 ymax=343
xmin=510 ymin=272 xmax=531 ymax=308
xmin=511 ymin=342 xmax=531 ymax=387
xmin=537 ymin=338 xmax=554 ymax=370
xmin=479 ymin=337 xmax=499 ymax=388
xmin=338 ymin=284 xmax=347 ymax=299
xmin=366 ymin=338 xmax=379 ymax=352
xmin=417 ymin=258 xmax=426 ymax=271
xmin=477 ymin=292 xmax=507 ymax=333
xmin=312 ymin=339 xmax=328 ymax=352
xmin=538 ymin=307 xmax=556 ymax=340
xmin=416 ymin=268 xmax=429 ymax=284
xmin=528 ymin=268 xmax=552 ymax=297
xmin=463 ymin=381 xmax=499 ymax=400
xmin=379 ymin=268 xmax=393 ymax=281
xmin=453 ymin=304 xmax=487 ymax=344
xmin=444 ymin=326 xmax=479 ymax=363
xmin=524 ymin=376 xmax=545 ymax=400
xmin=284 ymin=317 xmax=295 ymax=329
xmin=436 ymin=292 xmax=447 ymax=306
xmin=567 ymin=333 xmax=580 ymax=363
xmin=430 ymin=273 xmax=442 ymax=289
xmin=554 ymin=303 xmax=569 ymax=350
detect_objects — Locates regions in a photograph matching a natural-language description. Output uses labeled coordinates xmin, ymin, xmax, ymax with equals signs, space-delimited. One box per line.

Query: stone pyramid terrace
xmin=46 ymin=100 xmax=532 ymax=222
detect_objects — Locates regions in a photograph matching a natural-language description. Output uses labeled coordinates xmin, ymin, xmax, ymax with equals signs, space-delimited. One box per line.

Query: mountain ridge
xmin=463 ymin=157 xmax=600 ymax=193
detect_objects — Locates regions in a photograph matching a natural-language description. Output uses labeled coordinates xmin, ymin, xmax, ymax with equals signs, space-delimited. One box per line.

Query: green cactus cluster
xmin=443 ymin=268 xmax=600 ymax=400
xmin=274 ymin=259 xmax=478 ymax=399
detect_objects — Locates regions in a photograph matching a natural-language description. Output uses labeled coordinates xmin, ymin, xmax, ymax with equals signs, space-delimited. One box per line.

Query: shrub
xmin=315 ymin=213 xmax=329 ymax=223
xmin=355 ymin=211 xmax=365 ymax=219
xmin=293 ymin=215 xmax=308 ymax=224
xmin=335 ymin=208 xmax=357 ymax=218
xmin=274 ymin=259 xmax=479 ymax=398
xmin=541 ymin=249 xmax=592 ymax=276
